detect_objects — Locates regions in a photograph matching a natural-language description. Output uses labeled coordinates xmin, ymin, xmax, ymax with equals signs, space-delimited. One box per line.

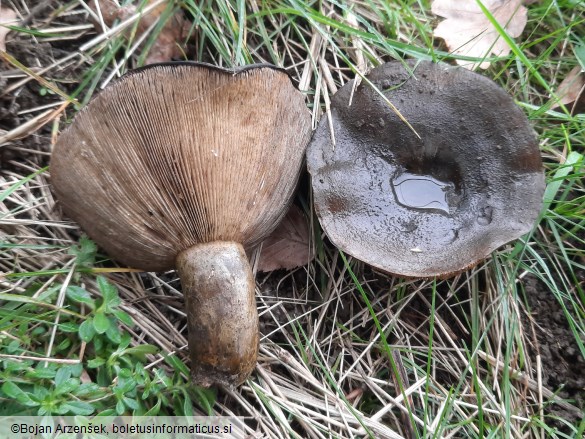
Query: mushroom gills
xmin=50 ymin=62 xmax=313 ymax=386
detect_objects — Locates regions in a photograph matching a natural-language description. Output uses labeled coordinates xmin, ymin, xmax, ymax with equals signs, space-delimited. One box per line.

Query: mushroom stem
xmin=177 ymin=242 xmax=258 ymax=387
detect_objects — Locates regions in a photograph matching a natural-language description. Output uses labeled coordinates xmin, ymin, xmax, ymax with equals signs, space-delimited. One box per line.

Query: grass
xmin=1 ymin=0 xmax=584 ymax=437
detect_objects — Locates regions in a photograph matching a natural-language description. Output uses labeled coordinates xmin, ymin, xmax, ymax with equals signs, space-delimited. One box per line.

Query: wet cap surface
xmin=307 ymin=60 xmax=545 ymax=278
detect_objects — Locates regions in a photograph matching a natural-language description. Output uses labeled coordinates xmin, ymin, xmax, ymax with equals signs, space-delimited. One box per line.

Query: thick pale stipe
xmin=177 ymin=242 xmax=258 ymax=387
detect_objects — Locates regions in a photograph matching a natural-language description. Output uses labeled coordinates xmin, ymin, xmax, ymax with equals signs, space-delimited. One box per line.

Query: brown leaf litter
xmin=0 ymin=6 xmax=17 ymax=52
xmin=257 ymin=205 xmax=314 ymax=272
xmin=552 ymin=65 xmax=585 ymax=112
xmin=90 ymin=0 xmax=190 ymax=64
xmin=432 ymin=0 xmax=527 ymax=70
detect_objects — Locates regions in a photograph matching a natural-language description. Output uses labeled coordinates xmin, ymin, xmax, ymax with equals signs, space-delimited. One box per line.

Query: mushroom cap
xmin=307 ymin=60 xmax=545 ymax=278
xmin=51 ymin=63 xmax=312 ymax=271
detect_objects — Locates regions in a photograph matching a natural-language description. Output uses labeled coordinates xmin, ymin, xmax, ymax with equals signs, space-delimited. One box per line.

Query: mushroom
xmin=50 ymin=62 xmax=312 ymax=386
xmin=307 ymin=60 xmax=545 ymax=278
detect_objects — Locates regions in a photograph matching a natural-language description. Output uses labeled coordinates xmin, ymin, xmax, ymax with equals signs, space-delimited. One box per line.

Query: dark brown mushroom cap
xmin=307 ymin=60 xmax=545 ymax=278
xmin=51 ymin=63 xmax=312 ymax=271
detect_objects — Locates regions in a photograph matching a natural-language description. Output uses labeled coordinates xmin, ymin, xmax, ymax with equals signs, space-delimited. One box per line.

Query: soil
xmin=523 ymin=275 xmax=585 ymax=427
xmin=0 ymin=39 xmax=61 ymax=168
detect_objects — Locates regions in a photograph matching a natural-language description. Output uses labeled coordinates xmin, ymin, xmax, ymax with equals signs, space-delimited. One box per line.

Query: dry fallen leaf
xmin=91 ymin=0 xmax=189 ymax=64
xmin=552 ymin=66 xmax=585 ymax=111
xmin=0 ymin=6 xmax=17 ymax=52
xmin=432 ymin=0 xmax=527 ymax=70
xmin=257 ymin=205 xmax=314 ymax=273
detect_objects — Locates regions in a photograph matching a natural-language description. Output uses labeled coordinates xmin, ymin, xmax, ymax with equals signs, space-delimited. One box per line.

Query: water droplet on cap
xmin=391 ymin=172 xmax=453 ymax=214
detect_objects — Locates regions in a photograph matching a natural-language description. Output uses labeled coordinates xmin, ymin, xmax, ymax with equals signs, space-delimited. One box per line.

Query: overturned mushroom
xmin=307 ymin=60 xmax=545 ymax=278
xmin=51 ymin=63 xmax=312 ymax=386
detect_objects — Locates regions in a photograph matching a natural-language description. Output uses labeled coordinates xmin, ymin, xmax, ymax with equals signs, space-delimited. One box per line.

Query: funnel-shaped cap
xmin=51 ymin=63 xmax=312 ymax=271
xmin=307 ymin=60 xmax=545 ymax=277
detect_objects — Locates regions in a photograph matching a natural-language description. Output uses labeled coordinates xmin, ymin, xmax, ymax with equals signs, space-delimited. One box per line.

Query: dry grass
xmin=1 ymin=1 xmax=584 ymax=438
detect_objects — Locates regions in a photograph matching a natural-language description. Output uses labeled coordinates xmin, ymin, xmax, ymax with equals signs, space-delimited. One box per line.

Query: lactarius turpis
xmin=307 ymin=60 xmax=545 ymax=278
xmin=50 ymin=63 xmax=312 ymax=386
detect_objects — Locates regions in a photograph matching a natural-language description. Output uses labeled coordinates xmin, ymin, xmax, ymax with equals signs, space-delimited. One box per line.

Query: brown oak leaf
xmin=257 ymin=205 xmax=314 ymax=273
xmin=90 ymin=0 xmax=189 ymax=64
xmin=432 ymin=0 xmax=527 ymax=70
xmin=552 ymin=66 xmax=585 ymax=112
xmin=0 ymin=6 xmax=17 ymax=52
